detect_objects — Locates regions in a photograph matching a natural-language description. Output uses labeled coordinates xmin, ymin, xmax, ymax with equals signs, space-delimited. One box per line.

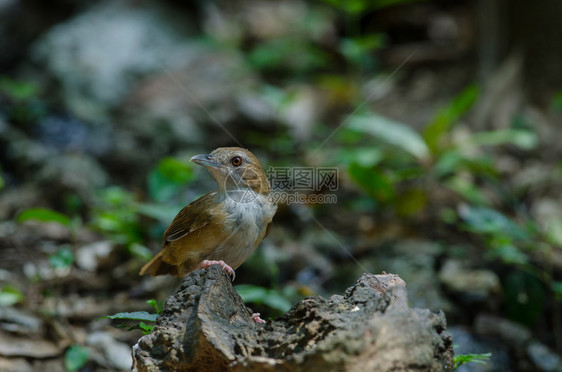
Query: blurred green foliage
xmin=452 ymin=352 xmax=491 ymax=370
xmin=235 ymin=284 xmax=296 ymax=316
xmin=0 ymin=76 xmax=38 ymax=100
xmin=0 ymin=76 xmax=45 ymax=124
xmin=18 ymin=207 xmax=71 ymax=227
xmin=49 ymin=246 xmax=75 ymax=270
xmin=90 ymin=186 xmax=143 ymax=246
xmin=249 ymin=38 xmax=332 ymax=75
xmin=333 ymin=82 xmax=560 ymax=327
xmin=64 ymin=345 xmax=90 ymax=372
xmin=424 ymin=84 xmax=479 ymax=153
xmin=148 ymin=157 xmax=194 ymax=202
xmin=321 ymin=0 xmax=424 ymax=13
xmin=0 ymin=285 xmax=25 ymax=306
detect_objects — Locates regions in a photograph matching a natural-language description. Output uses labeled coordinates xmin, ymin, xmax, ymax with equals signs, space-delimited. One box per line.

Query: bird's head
xmin=191 ymin=147 xmax=271 ymax=195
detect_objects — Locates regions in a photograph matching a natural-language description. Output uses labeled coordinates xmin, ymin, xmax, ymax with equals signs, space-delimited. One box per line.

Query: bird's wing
xmin=163 ymin=192 xmax=217 ymax=243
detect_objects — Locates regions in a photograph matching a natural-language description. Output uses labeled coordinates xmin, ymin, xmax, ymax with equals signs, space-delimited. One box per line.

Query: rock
xmin=0 ymin=307 xmax=43 ymax=336
xmin=526 ymin=341 xmax=562 ymax=372
xmin=0 ymin=186 xmax=42 ymax=221
xmin=474 ymin=314 xmax=532 ymax=349
xmin=439 ymin=259 xmax=501 ymax=301
xmin=87 ymin=331 xmax=132 ymax=371
xmin=531 ymin=198 xmax=562 ymax=247
xmin=202 ymin=0 xmax=334 ymax=44
xmin=40 ymin=294 xmax=151 ymax=322
xmin=0 ymin=357 xmax=33 ymax=372
xmin=0 ymin=331 xmax=61 ymax=358
xmin=30 ymin=358 xmax=65 ymax=372
xmin=36 ymin=153 xmax=108 ymax=200
xmin=107 ymin=44 xmax=257 ymax=176
xmin=75 ymin=241 xmax=113 ymax=272
xmin=118 ymin=45 xmax=251 ymax=144
xmin=18 ymin=220 xmax=69 ymax=241
xmin=278 ymin=86 xmax=326 ymax=141
xmin=31 ymin=1 xmax=195 ymax=121
xmin=362 ymin=240 xmax=454 ymax=314
xmin=132 ymin=266 xmax=453 ymax=371
xmin=35 ymin=115 xmax=113 ymax=157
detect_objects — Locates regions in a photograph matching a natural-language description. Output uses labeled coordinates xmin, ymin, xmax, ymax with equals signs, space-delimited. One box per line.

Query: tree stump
xmin=132 ymin=266 xmax=453 ymax=371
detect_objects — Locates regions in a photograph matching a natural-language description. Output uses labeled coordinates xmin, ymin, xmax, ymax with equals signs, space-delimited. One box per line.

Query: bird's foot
xmin=197 ymin=260 xmax=236 ymax=281
xmin=252 ymin=312 xmax=266 ymax=324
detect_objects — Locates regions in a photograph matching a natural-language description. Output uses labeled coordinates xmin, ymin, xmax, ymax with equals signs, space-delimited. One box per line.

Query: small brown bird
xmin=140 ymin=147 xmax=277 ymax=289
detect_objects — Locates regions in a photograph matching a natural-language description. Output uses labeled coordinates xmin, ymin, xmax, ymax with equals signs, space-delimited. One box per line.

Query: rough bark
xmin=132 ymin=266 xmax=453 ymax=372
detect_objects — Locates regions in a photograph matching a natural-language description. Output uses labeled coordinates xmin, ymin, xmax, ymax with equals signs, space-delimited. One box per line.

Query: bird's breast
xmin=211 ymin=191 xmax=276 ymax=268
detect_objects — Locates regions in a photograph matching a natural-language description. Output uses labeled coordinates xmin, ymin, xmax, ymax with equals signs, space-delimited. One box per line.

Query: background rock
xmin=31 ymin=1 xmax=196 ymax=122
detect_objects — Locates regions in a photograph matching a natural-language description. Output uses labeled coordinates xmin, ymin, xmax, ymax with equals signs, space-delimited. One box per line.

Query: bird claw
xmin=252 ymin=312 xmax=266 ymax=324
xmin=198 ymin=260 xmax=236 ymax=281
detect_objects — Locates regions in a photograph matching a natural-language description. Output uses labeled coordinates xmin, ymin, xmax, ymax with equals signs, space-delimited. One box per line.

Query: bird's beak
xmin=190 ymin=154 xmax=222 ymax=169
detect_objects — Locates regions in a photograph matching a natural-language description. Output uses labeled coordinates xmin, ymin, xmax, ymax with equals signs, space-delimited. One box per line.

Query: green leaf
xmin=348 ymin=163 xmax=395 ymax=202
xmin=248 ymin=38 xmax=331 ymax=73
xmin=458 ymin=205 xmax=528 ymax=240
xmin=424 ymin=84 xmax=479 ymax=153
xmin=321 ymin=0 xmax=421 ymax=13
xmin=129 ymin=243 xmax=153 ymax=262
xmin=64 ymin=345 xmax=90 ymax=372
xmin=0 ymin=285 xmax=25 ymax=306
xmin=445 ymin=176 xmax=490 ymax=206
xmin=336 ymin=147 xmax=384 ymax=167
xmin=148 ymin=157 xmax=194 ymax=202
xmin=339 ymin=34 xmax=385 ymax=68
xmin=138 ymin=321 xmax=154 ymax=335
xmin=136 ymin=203 xmax=182 ymax=223
xmin=17 ymin=208 xmax=70 ymax=227
xmin=0 ymin=77 xmax=38 ymax=100
xmin=489 ymin=243 xmax=528 ymax=265
xmin=464 ymin=129 xmax=538 ymax=150
xmin=348 ymin=113 xmax=430 ymax=160
xmin=98 ymin=186 xmax=134 ymax=206
xmin=235 ymin=285 xmax=268 ymax=303
xmin=146 ymin=299 xmax=164 ymax=315
xmin=433 ymin=150 xmax=464 ymax=178
xmin=453 ymin=352 xmax=491 ymax=370
xmin=262 ymin=293 xmax=292 ymax=313
xmin=49 ymin=247 xmax=74 ymax=269
xmin=103 ymin=311 xmax=158 ymax=322
xmin=235 ymin=285 xmax=292 ymax=313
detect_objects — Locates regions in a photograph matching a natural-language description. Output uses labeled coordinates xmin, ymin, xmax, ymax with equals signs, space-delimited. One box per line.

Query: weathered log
xmin=132 ymin=266 xmax=453 ymax=371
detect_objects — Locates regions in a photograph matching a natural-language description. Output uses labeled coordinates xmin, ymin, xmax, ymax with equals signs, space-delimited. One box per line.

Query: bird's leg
xmin=252 ymin=312 xmax=266 ymax=324
xmin=197 ymin=260 xmax=236 ymax=281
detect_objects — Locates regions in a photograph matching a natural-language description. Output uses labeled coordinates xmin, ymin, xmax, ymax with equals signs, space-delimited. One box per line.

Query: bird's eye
xmin=231 ymin=156 xmax=242 ymax=166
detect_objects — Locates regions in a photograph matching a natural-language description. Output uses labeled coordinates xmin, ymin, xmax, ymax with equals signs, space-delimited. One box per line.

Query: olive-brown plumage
xmin=140 ymin=147 xmax=277 ymax=278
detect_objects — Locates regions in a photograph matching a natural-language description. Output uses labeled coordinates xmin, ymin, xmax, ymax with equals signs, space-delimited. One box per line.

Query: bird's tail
xmin=139 ymin=252 xmax=180 ymax=276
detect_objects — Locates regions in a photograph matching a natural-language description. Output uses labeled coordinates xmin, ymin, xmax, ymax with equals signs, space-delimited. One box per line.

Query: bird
xmin=140 ymin=147 xmax=277 ymax=321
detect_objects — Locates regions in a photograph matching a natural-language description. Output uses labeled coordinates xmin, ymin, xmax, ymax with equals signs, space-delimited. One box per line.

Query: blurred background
xmin=1 ymin=0 xmax=562 ymax=371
